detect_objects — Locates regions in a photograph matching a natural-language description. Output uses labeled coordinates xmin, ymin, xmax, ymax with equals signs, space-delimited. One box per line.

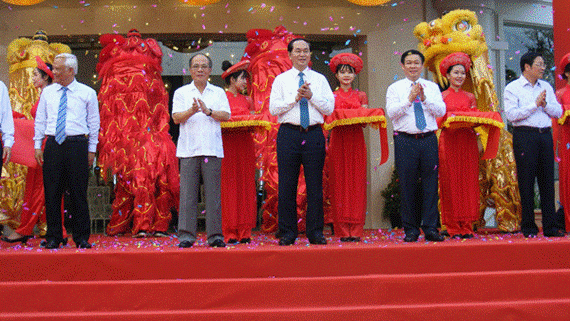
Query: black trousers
xmin=43 ymin=135 xmax=90 ymax=243
xmin=394 ymin=132 xmax=440 ymax=236
xmin=276 ymin=124 xmax=326 ymax=240
xmin=512 ymin=127 xmax=559 ymax=235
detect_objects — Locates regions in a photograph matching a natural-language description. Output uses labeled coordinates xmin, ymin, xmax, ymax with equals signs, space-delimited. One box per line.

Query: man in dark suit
xmin=34 ymin=53 xmax=100 ymax=249
xmin=385 ymin=49 xmax=446 ymax=242
xmin=269 ymin=39 xmax=335 ymax=245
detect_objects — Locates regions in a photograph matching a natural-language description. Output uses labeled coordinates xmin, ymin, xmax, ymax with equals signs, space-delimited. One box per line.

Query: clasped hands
xmin=536 ymin=90 xmax=547 ymax=108
xmin=408 ymin=83 xmax=425 ymax=103
xmin=296 ymin=83 xmax=313 ymax=102
xmin=191 ymin=97 xmax=212 ymax=116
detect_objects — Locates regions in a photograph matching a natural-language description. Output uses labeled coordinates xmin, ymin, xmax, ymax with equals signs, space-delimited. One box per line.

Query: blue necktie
xmin=412 ymin=83 xmax=426 ymax=130
xmin=299 ymin=72 xmax=309 ymax=129
xmin=55 ymin=87 xmax=68 ymax=144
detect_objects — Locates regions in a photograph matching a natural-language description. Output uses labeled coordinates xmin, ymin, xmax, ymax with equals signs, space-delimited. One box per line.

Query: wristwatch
xmin=207 ymin=108 xmax=213 ymax=116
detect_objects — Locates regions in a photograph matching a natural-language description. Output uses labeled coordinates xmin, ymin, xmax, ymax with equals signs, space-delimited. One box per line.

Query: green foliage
xmin=380 ymin=167 xmax=402 ymax=228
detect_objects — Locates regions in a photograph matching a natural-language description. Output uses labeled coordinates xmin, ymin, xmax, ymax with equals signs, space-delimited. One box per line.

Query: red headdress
xmin=35 ymin=56 xmax=54 ymax=80
xmin=439 ymin=52 xmax=472 ymax=76
xmin=558 ymin=52 xmax=570 ymax=76
xmin=329 ymin=53 xmax=363 ymax=74
xmin=221 ymin=60 xmax=251 ymax=80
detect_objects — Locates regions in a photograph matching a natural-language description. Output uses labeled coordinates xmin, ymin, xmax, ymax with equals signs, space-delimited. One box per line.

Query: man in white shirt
xmin=269 ymin=38 xmax=334 ymax=245
xmin=172 ymin=53 xmax=231 ymax=248
xmin=504 ymin=51 xmax=564 ymax=238
xmin=386 ymin=49 xmax=446 ymax=242
xmin=34 ymin=53 xmax=100 ymax=249
xmin=0 ymin=81 xmax=14 ymax=169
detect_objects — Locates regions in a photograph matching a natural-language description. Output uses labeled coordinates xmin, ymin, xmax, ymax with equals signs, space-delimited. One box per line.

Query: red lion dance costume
xmin=97 ymin=29 xmax=179 ymax=236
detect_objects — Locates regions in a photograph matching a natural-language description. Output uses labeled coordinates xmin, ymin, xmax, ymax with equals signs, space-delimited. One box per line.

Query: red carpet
xmin=1 ymin=229 xmax=570 ymax=320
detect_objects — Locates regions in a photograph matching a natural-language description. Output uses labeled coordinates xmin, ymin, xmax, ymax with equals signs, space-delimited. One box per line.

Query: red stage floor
xmin=1 ymin=229 xmax=570 ymax=320
xmin=0 ymin=228 xmax=564 ymax=253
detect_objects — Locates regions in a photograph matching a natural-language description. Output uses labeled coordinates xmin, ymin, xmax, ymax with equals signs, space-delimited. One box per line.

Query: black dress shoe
xmin=544 ymin=230 xmax=565 ymax=237
xmin=227 ymin=238 xmax=239 ymax=244
xmin=404 ymin=234 xmax=419 ymax=242
xmin=239 ymin=238 xmax=251 ymax=244
xmin=178 ymin=240 xmax=194 ymax=248
xmin=451 ymin=234 xmax=462 ymax=239
xmin=340 ymin=237 xmax=352 ymax=242
xmin=1 ymin=235 xmax=29 ymax=244
xmin=309 ymin=236 xmax=327 ymax=245
xmin=278 ymin=237 xmax=295 ymax=246
xmin=351 ymin=237 xmax=361 ymax=242
xmin=424 ymin=232 xmax=445 ymax=242
xmin=41 ymin=238 xmax=68 ymax=247
xmin=523 ymin=233 xmax=537 ymax=238
xmin=209 ymin=239 xmax=226 ymax=248
xmin=76 ymin=240 xmax=92 ymax=249
xmin=44 ymin=239 xmax=62 ymax=249
xmin=461 ymin=234 xmax=474 ymax=239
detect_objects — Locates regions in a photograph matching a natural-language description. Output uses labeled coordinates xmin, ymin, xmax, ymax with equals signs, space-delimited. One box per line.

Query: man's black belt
xmin=395 ymin=131 xmax=435 ymax=139
xmin=47 ymin=135 xmax=88 ymax=142
xmin=513 ymin=126 xmax=551 ymax=134
xmin=281 ymin=123 xmax=321 ymax=132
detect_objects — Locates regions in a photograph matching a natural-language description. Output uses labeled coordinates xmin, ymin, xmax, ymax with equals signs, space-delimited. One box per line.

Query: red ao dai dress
xmin=15 ymin=100 xmax=67 ymax=238
xmin=329 ymin=88 xmax=368 ymax=238
xmin=555 ymin=84 xmax=570 ymax=231
xmin=221 ymin=92 xmax=257 ymax=242
xmin=439 ymin=88 xmax=480 ymax=236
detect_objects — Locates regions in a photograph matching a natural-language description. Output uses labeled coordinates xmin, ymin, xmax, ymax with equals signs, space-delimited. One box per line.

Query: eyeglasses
xmin=191 ymin=64 xmax=210 ymax=70
xmin=292 ymin=49 xmax=310 ymax=55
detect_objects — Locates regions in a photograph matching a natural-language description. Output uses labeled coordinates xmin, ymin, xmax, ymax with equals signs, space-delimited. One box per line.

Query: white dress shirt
xmin=34 ymin=79 xmax=100 ymax=152
xmin=173 ymin=81 xmax=231 ymax=158
xmin=386 ymin=77 xmax=446 ymax=133
xmin=269 ymin=67 xmax=334 ymax=125
xmin=504 ymin=75 xmax=562 ymax=127
xmin=0 ymin=81 xmax=15 ymax=148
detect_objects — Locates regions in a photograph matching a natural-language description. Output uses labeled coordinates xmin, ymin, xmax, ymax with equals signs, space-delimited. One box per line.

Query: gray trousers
xmin=178 ymin=156 xmax=223 ymax=244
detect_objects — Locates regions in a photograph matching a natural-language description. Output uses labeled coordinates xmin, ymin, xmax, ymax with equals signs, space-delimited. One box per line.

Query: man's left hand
xmin=2 ymin=147 xmax=11 ymax=164
xmin=88 ymin=152 xmax=96 ymax=167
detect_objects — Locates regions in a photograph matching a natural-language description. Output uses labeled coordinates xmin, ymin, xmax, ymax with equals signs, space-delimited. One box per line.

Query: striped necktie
xmin=55 ymin=87 xmax=68 ymax=144
xmin=299 ymin=72 xmax=309 ymax=129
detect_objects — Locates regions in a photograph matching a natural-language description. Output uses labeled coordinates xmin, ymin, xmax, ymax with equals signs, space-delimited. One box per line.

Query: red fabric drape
xmin=324 ymin=108 xmax=388 ymax=165
xmin=437 ymin=110 xmax=503 ymax=160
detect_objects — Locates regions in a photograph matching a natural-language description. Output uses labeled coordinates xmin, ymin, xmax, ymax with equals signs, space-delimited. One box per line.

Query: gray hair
xmin=55 ymin=53 xmax=78 ymax=75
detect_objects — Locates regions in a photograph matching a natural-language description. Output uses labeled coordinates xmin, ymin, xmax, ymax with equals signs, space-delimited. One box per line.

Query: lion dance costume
xmin=414 ymin=9 xmax=521 ymax=232
xmin=1 ymin=31 xmax=70 ymax=231
xmin=97 ymin=29 xmax=179 ymax=236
